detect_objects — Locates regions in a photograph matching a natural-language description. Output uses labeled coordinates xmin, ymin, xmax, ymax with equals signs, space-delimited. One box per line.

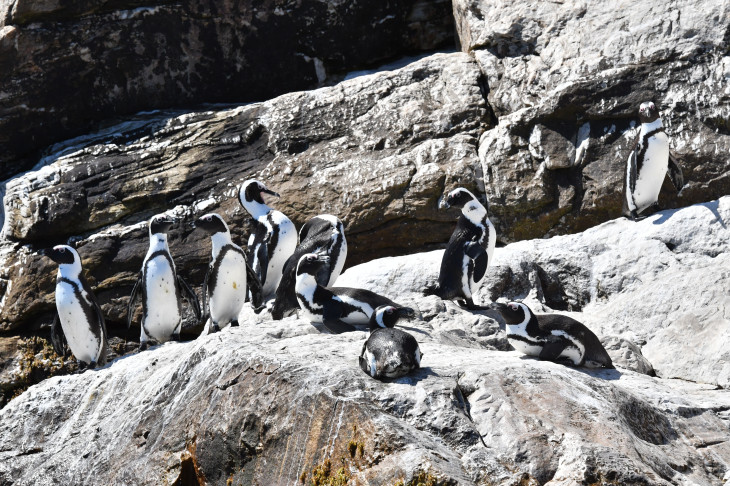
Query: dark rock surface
xmin=0 ymin=0 xmax=454 ymax=178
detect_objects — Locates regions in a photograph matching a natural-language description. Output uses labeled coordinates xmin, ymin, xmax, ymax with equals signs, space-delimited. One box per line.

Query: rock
xmin=0 ymin=52 xmax=491 ymax=332
xmin=452 ymin=0 xmax=730 ymax=241
xmin=601 ymin=336 xmax=655 ymax=376
xmin=0 ymin=0 xmax=455 ymax=177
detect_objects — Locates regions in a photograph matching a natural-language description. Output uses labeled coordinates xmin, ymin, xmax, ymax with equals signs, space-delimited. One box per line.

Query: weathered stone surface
xmin=452 ymin=0 xmax=730 ymax=241
xmin=0 ymin=52 xmax=490 ymax=332
xmin=0 ymin=0 xmax=454 ymax=177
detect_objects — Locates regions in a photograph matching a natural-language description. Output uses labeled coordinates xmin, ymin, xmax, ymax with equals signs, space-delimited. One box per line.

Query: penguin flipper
xmin=127 ymin=273 xmax=142 ymax=331
xmin=667 ymin=151 xmax=684 ymax=191
xmin=177 ymin=275 xmax=202 ymax=322
xmin=202 ymin=264 xmax=211 ymax=321
xmin=257 ymin=237 xmax=270 ymax=289
xmin=626 ymin=147 xmax=639 ymax=214
xmin=538 ymin=337 xmax=569 ymax=362
xmin=322 ymin=301 xmax=356 ymax=333
xmin=466 ymin=242 xmax=489 ymax=282
xmin=50 ymin=313 xmax=68 ymax=357
xmin=245 ymin=259 xmax=264 ymax=310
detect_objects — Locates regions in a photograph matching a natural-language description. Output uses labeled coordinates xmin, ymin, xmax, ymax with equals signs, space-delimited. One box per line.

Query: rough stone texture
xmin=0 ymin=52 xmax=491 ymax=332
xmin=0 ymin=0 xmax=454 ymax=177
xmin=1 ymin=200 xmax=730 ymax=484
xmin=453 ymin=0 xmax=730 ymax=241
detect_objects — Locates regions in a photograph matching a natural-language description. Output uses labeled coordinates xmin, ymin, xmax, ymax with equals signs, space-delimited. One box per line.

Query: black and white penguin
xmin=271 ymin=214 xmax=347 ymax=320
xmin=359 ymin=305 xmax=422 ymax=379
xmin=295 ymin=253 xmax=415 ymax=333
xmin=238 ymin=179 xmax=298 ymax=299
xmin=196 ymin=213 xmax=263 ymax=333
xmin=490 ymin=301 xmax=614 ymax=368
xmin=127 ymin=214 xmax=201 ymax=350
xmin=624 ymin=101 xmax=684 ymax=220
xmin=43 ymin=245 xmax=108 ymax=369
xmin=424 ymin=187 xmax=496 ymax=310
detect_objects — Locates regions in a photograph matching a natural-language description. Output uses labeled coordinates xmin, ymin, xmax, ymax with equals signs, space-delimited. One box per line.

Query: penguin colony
xmin=44 ymin=102 xmax=683 ymax=376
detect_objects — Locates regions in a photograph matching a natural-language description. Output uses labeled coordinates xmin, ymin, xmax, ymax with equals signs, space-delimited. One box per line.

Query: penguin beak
xmin=262 ymin=188 xmax=280 ymax=198
xmin=439 ymin=197 xmax=451 ymax=210
xmin=397 ymin=307 xmax=417 ymax=320
xmin=488 ymin=302 xmax=508 ymax=314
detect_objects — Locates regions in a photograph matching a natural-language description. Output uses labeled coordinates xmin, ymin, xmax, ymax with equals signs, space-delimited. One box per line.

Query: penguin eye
xmin=386 ymin=308 xmax=394 ymax=315
xmin=509 ymin=303 xmax=519 ymax=311
xmin=59 ymin=248 xmax=66 ymax=253
xmin=306 ymin=255 xmax=316 ymax=261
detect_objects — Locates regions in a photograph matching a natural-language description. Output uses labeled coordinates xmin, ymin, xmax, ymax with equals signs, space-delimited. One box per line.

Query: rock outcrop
xmin=0 ymin=0 xmax=454 ymax=177
xmin=453 ymin=0 xmax=730 ymax=240
xmin=0 ymin=52 xmax=491 ymax=333
xmin=1 ymin=199 xmax=729 ymax=485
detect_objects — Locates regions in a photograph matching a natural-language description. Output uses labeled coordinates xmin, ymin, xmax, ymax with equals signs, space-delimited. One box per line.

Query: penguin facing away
xmin=127 ymin=214 xmax=201 ymax=350
xmin=196 ymin=213 xmax=263 ymax=333
xmin=424 ymin=187 xmax=496 ymax=310
xmin=271 ymin=214 xmax=347 ymax=320
xmin=238 ymin=179 xmax=298 ymax=299
xmin=624 ymin=101 xmax=684 ymax=220
xmin=359 ymin=305 xmax=422 ymax=379
xmin=490 ymin=301 xmax=614 ymax=368
xmin=43 ymin=245 xmax=108 ymax=369
xmin=295 ymin=253 xmax=416 ymax=333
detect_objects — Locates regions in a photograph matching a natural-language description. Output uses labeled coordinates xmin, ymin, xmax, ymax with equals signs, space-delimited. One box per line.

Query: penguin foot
xmin=457 ymin=298 xmax=491 ymax=311
xmin=230 ymin=320 xmax=239 ymax=327
xmin=171 ymin=333 xmax=181 ymax=342
xmin=212 ymin=323 xmax=221 ymax=333
xmin=139 ymin=342 xmax=149 ymax=352
xmin=422 ymin=284 xmax=442 ymax=298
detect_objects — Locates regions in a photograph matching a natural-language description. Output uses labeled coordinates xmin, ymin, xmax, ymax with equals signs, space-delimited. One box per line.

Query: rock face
xmin=1 ymin=199 xmax=729 ymax=485
xmin=453 ymin=0 xmax=730 ymax=240
xmin=0 ymin=0 xmax=454 ymax=177
xmin=0 ymin=52 xmax=490 ymax=333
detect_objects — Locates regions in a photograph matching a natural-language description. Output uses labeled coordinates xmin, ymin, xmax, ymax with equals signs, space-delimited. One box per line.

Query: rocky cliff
xmin=1 ymin=199 xmax=729 ymax=485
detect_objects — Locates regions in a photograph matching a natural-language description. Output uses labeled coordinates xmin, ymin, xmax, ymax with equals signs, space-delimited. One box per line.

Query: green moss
xmin=1 ymin=336 xmax=75 ymax=407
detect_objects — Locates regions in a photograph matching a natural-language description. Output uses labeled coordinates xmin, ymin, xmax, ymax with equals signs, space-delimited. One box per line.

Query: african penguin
xmin=239 ymin=179 xmax=298 ymax=299
xmin=424 ymin=187 xmax=496 ymax=310
xmin=127 ymin=214 xmax=201 ymax=351
xmin=490 ymin=301 xmax=614 ymax=368
xmin=43 ymin=245 xmax=108 ymax=369
xmin=359 ymin=305 xmax=422 ymax=379
xmin=196 ymin=213 xmax=264 ymax=334
xmin=624 ymin=101 xmax=684 ymax=220
xmin=295 ymin=253 xmax=416 ymax=334
xmin=271 ymin=214 xmax=347 ymax=320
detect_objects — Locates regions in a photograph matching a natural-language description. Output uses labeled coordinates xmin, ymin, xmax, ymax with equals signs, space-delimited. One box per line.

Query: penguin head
xmin=371 ymin=305 xmax=416 ymax=329
xmin=195 ymin=213 xmax=229 ymax=235
xmin=489 ymin=301 xmax=532 ymax=325
xmin=296 ymin=253 xmax=329 ymax=276
xmin=42 ymin=245 xmax=82 ymax=274
xmin=239 ymin=179 xmax=280 ymax=212
xmin=638 ymin=102 xmax=660 ymax=123
xmin=440 ymin=187 xmax=487 ymax=211
xmin=149 ymin=214 xmax=175 ymax=236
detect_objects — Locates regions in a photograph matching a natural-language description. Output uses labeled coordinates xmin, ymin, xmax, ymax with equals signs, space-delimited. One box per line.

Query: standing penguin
xmin=127 ymin=214 xmax=201 ymax=350
xmin=238 ymin=179 xmax=298 ymax=299
xmin=295 ymin=253 xmax=416 ymax=333
xmin=359 ymin=305 xmax=422 ymax=379
xmin=196 ymin=213 xmax=263 ymax=333
xmin=624 ymin=101 xmax=684 ymax=220
xmin=271 ymin=215 xmax=347 ymax=320
xmin=490 ymin=301 xmax=614 ymax=368
xmin=43 ymin=245 xmax=108 ymax=369
xmin=424 ymin=187 xmax=496 ymax=310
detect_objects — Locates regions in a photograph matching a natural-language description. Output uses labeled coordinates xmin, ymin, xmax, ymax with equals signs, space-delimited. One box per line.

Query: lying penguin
xmin=295 ymin=253 xmax=415 ymax=333
xmin=490 ymin=301 xmax=614 ymax=368
xmin=424 ymin=187 xmax=496 ymax=310
xmin=196 ymin=213 xmax=264 ymax=333
xmin=359 ymin=305 xmax=422 ymax=379
xmin=127 ymin=214 xmax=201 ymax=350
xmin=43 ymin=245 xmax=108 ymax=370
xmin=271 ymin=215 xmax=347 ymax=320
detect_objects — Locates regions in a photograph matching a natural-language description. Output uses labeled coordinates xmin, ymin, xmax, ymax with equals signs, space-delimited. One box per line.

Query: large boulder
xmin=452 ymin=0 xmax=730 ymax=241
xmin=0 ymin=0 xmax=454 ymax=177
xmin=0 ymin=52 xmax=491 ymax=332
xmin=1 ymin=200 xmax=729 ymax=484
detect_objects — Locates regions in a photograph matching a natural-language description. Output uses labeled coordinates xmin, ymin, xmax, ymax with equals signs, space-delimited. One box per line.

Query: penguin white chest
xmin=209 ymin=251 xmax=247 ymax=324
xmin=143 ymin=256 xmax=180 ymax=341
xmin=294 ymin=281 xmax=322 ymax=322
xmin=262 ymin=214 xmax=298 ymax=296
xmin=632 ymin=132 xmax=669 ymax=212
xmin=56 ymin=281 xmax=99 ymax=364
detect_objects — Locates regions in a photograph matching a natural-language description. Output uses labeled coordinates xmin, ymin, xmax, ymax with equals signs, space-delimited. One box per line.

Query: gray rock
xmin=601 ymin=336 xmax=655 ymax=376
